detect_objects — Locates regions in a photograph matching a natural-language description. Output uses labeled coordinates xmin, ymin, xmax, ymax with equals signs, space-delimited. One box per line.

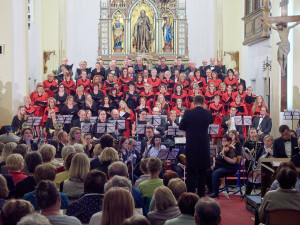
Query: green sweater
xmin=138 ymin=178 xmax=163 ymax=197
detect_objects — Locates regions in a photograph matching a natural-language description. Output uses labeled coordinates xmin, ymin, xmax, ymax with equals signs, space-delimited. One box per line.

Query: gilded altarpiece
xmin=98 ymin=0 xmax=189 ymax=66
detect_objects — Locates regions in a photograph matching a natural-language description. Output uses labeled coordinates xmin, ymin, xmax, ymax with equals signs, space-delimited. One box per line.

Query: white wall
xmin=66 ymin=0 xmax=100 ymax=71
xmin=186 ymin=0 xmax=215 ymax=66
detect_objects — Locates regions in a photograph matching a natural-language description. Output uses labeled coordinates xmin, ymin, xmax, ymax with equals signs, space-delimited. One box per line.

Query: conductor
xmin=179 ymin=95 xmax=213 ymax=197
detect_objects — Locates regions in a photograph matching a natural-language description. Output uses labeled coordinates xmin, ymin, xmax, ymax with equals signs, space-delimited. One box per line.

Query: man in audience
xmin=138 ymin=157 xmax=163 ymax=197
xmin=36 ymin=180 xmax=81 ymax=225
xmin=194 ymin=197 xmax=221 ymax=225
xmin=16 ymin=152 xmax=43 ymax=198
xmin=156 ymin=57 xmax=169 ymax=74
xmin=259 ymin=167 xmax=300 ymax=224
xmin=234 ymin=70 xmax=246 ymax=91
xmin=273 ymin=125 xmax=299 ymax=158
xmin=165 ymin=192 xmax=200 ymax=225
xmin=57 ymin=131 xmax=68 ymax=158
xmin=134 ymin=56 xmax=146 ymax=75
xmin=252 ymin=106 xmax=272 ymax=141
xmin=199 ymin=59 xmax=208 ymax=77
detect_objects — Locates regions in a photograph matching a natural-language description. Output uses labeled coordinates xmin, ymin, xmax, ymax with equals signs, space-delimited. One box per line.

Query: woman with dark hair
xmin=221 ymin=84 xmax=234 ymax=115
xmin=90 ymin=83 xmax=105 ymax=104
xmin=99 ymin=96 xmax=114 ymax=116
xmin=228 ymin=130 xmax=243 ymax=156
xmin=109 ymin=87 xmax=123 ymax=109
xmin=230 ymin=94 xmax=248 ymax=116
xmin=171 ymin=84 xmax=187 ymax=108
xmin=124 ymin=81 xmax=139 ymax=111
xmin=36 ymin=180 xmax=81 ymax=225
xmin=118 ymin=137 xmax=130 ymax=163
xmin=66 ymin=170 xmax=107 ymax=223
xmin=224 ymin=69 xmax=238 ymax=90
xmin=147 ymin=70 xmax=161 ymax=94
xmin=119 ymin=68 xmax=133 ymax=93
xmin=208 ymin=70 xmax=222 ymax=89
xmin=144 ymin=134 xmax=166 ymax=158
xmin=53 ymin=83 xmax=69 ymax=113
xmin=18 ymin=128 xmax=38 ymax=151
xmin=61 ymin=71 xmax=76 ymax=95
xmin=206 ymin=134 xmax=238 ymax=198
xmin=192 ymin=69 xmax=206 ymax=93
xmin=135 ymin=73 xmax=145 ymax=93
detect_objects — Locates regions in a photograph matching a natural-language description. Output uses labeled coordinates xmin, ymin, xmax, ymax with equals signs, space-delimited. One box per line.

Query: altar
xmin=97 ymin=0 xmax=189 ymax=67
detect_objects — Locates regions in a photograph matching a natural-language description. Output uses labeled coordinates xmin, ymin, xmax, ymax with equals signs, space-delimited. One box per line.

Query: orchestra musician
xmin=11 ymin=106 xmax=27 ymax=135
xmin=72 ymin=109 xmax=90 ymax=129
xmin=143 ymin=134 xmax=166 ymax=158
xmin=252 ymin=106 xmax=272 ymax=141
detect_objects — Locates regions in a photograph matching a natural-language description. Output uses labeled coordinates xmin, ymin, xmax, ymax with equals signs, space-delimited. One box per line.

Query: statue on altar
xmin=260 ymin=18 xmax=300 ymax=77
xmin=112 ymin=15 xmax=124 ymax=49
xmin=133 ymin=10 xmax=153 ymax=53
xmin=163 ymin=17 xmax=173 ymax=48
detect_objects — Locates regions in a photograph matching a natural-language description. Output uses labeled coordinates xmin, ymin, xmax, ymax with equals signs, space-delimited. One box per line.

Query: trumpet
xmin=49 ymin=121 xmax=64 ymax=135
xmin=226 ymin=118 xmax=231 ymax=134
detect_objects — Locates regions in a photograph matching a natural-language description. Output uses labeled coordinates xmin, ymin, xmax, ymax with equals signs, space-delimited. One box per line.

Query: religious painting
xmin=131 ymin=2 xmax=155 ymax=53
xmin=112 ymin=11 xmax=124 ymax=53
xmin=162 ymin=13 xmax=174 ymax=52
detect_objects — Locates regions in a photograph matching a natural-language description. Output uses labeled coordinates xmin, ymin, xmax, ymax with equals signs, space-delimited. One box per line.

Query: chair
xmin=219 ymin=155 xmax=243 ymax=195
xmin=266 ymin=209 xmax=300 ymax=225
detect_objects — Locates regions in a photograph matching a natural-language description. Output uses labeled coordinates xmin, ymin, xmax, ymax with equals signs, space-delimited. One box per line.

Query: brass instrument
xmin=49 ymin=121 xmax=64 ymax=135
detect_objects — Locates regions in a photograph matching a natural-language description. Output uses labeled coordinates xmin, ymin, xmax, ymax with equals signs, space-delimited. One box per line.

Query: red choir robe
xmin=217 ymin=90 xmax=227 ymax=103
xmin=155 ymin=91 xmax=171 ymax=103
xmin=136 ymin=82 xmax=145 ymax=93
xmin=147 ymin=78 xmax=161 ymax=94
xmin=175 ymin=81 xmax=190 ymax=91
xmin=32 ymin=92 xmax=49 ymax=125
xmin=230 ymin=102 xmax=248 ymax=116
xmin=224 ymin=77 xmax=239 ymax=91
xmin=208 ymin=103 xmax=225 ymax=138
xmin=244 ymin=94 xmax=256 ymax=116
xmin=24 ymin=105 xmax=36 ymax=117
xmin=222 ymin=92 xmax=234 ymax=115
xmin=162 ymin=79 xmax=175 ymax=95
xmin=171 ymin=91 xmax=187 ymax=108
xmin=61 ymin=80 xmax=76 ymax=95
xmin=118 ymin=77 xmax=133 ymax=93
xmin=233 ymin=91 xmax=247 ymax=102
xmin=208 ymin=79 xmax=222 ymax=89
xmin=43 ymin=80 xmax=58 ymax=97
xmin=118 ymin=108 xmax=135 ymax=138
xmin=251 ymin=104 xmax=268 ymax=118
xmin=43 ymin=106 xmax=59 ymax=123
xmin=192 ymin=77 xmax=207 ymax=93
xmin=77 ymin=78 xmax=91 ymax=94
xmin=140 ymin=91 xmax=155 ymax=108
xmin=204 ymin=91 xmax=218 ymax=106
xmin=103 ymin=80 xmax=116 ymax=94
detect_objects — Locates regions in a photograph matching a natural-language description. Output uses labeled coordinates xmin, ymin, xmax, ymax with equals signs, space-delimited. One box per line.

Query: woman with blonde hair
xmin=92 ymin=187 xmax=135 ymax=225
xmin=157 ymin=94 xmax=169 ymax=115
xmin=44 ymin=109 xmax=57 ymax=139
xmin=83 ymin=93 xmax=98 ymax=117
xmin=147 ymin=186 xmax=181 ymax=225
xmin=97 ymin=147 xmax=119 ymax=177
xmin=0 ymin=142 xmax=17 ymax=174
xmin=118 ymin=100 xmax=135 ymax=138
xmin=11 ymin=106 xmax=27 ymax=135
xmin=68 ymin=127 xmax=85 ymax=146
xmin=23 ymin=96 xmax=36 ymax=116
xmin=61 ymin=71 xmax=76 ymax=95
xmin=43 ymin=97 xmax=59 ymax=123
xmin=74 ymin=86 xmax=85 ymax=109
xmin=61 ymin=95 xmax=79 ymax=133
xmin=61 ymin=153 xmax=90 ymax=199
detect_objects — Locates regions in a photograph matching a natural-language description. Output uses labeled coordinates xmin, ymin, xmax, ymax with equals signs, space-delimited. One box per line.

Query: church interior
xmin=0 ymin=0 xmax=300 ymax=225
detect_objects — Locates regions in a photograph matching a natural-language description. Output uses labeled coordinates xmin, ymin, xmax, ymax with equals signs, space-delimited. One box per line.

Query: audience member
xmin=259 ymin=167 xmax=300 ymax=224
xmin=0 ymin=174 xmax=9 ymax=209
xmin=66 ymin=170 xmax=107 ymax=223
xmin=0 ymin=199 xmax=34 ymax=225
xmin=138 ymin=157 xmax=163 ymax=197
xmin=23 ymin=163 xmax=69 ymax=210
xmin=163 ymin=171 xmax=179 ymax=186
xmin=165 ymin=192 xmax=199 ymax=225
xmin=35 ymin=180 xmax=81 ymax=225
xmin=39 ymin=144 xmax=61 ymax=168
xmin=122 ymin=216 xmax=151 ymax=225
xmin=56 ymin=145 xmax=76 ymax=173
xmin=147 ymin=186 xmax=181 ymax=225
xmin=6 ymin=153 xmax=27 ymax=184
xmin=89 ymin=187 xmax=136 ymax=225
xmin=54 ymin=152 xmax=76 ymax=187
xmin=167 ymin=178 xmax=187 ymax=200
xmin=0 ymin=142 xmax=17 ymax=174
xmin=13 ymin=144 xmax=28 ymax=159
xmin=16 ymin=152 xmax=43 ymax=198
xmin=16 ymin=213 xmax=52 ymax=225
xmin=194 ymin=197 xmax=221 ymax=225
xmin=60 ymin=153 xmax=90 ymax=199
xmin=134 ymin=158 xmax=150 ymax=188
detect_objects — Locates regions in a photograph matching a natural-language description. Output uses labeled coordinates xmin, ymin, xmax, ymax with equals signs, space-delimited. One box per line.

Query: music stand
xmin=57 ymin=115 xmax=73 ymax=125
xmin=157 ymin=149 xmax=169 ymax=161
xmin=23 ymin=117 xmax=42 ymax=127
xmin=210 ymin=145 xmax=218 ymax=158
xmin=234 ymin=116 xmax=243 ymax=126
xmin=168 ymin=148 xmax=179 ymax=160
xmin=81 ymin=123 xmax=92 ymax=133
xmin=146 ymin=115 xmax=161 ymax=126
xmin=167 ymin=126 xmax=184 ymax=136
xmin=283 ymin=109 xmax=300 ymax=129
xmin=135 ymin=141 xmax=142 ymax=153
xmin=208 ymin=124 xmax=219 ymax=135
xmin=90 ymin=117 xmax=98 ymax=124
xmin=243 ymin=116 xmax=252 ymax=126
xmin=136 ymin=124 xmax=147 ymax=135
xmin=174 ymin=137 xmax=186 ymax=145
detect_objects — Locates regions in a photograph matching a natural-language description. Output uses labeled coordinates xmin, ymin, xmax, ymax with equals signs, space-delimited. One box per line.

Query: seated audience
xmin=89 ymin=187 xmax=136 ymax=225
xmin=122 ymin=216 xmax=151 ymax=225
xmin=0 ymin=142 xmax=17 ymax=174
xmin=0 ymin=199 xmax=34 ymax=225
xmin=194 ymin=197 xmax=221 ymax=225
xmin=0 ymin=174 xmax=9 ymax=210
xmin=23 ymin=163 xmax=69 ymax=210
xmin=92 ymin=147 xmax=119 ymax=177
xmin=163 ymin=171 xmax=179 ymax=186
xmin=39 ymin=144 xmax=61 ymax=168
xmin=54 ymin=152 xmax=76 ymax=188
xmin=147 ymin=186 xmax=181 ymax=225
xmin=6 ymin=153 xmax=27 ymax=184
xmin=167 ymin=178 xmax=187 ymax=200
xmin=16 ymin=151 xmax=43 ymax=198
xmin=17 ymin=213 xmax=52 ymax=225
xmin=35 ymin=180 xmax=81 ymax=225
xmin=259 ymin=167 xmax=300 ymax=224
xmin=66 ymin=170 xmax=107 ymax=223
xmin=138 ymin=157 xmax=163 ymax=198
xmin=134 ymin=158 xmax=150 ymax=188
xmin=13 ymin=144 xmax=28 ymax=159
xmin=56 ymin=145 xmax=76 ymax=173
xmin=165 ymin=192 xmax=199 ymax=225
xmin=60 ymin=153 xmax=90 ymax=199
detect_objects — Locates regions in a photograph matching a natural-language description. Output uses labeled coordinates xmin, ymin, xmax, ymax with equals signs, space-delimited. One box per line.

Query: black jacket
xmin=273 ymin=136 xmax=299 ymax=158
xmin=252 ymin=116 xmax=272 ymax=135
xmin=179 ymin=106 xmax=213 ymax=169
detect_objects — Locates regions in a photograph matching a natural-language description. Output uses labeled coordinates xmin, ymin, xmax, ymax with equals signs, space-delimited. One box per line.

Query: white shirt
xmin=146 ymin=145 xmax=166 ymax=158
xmin=229 ymin=115 xmax=236 ymax=131
xmin=284 ymin=140 xmax=292 ymax=158
xmin=258 ymin=116 xmax=264 ymax=131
